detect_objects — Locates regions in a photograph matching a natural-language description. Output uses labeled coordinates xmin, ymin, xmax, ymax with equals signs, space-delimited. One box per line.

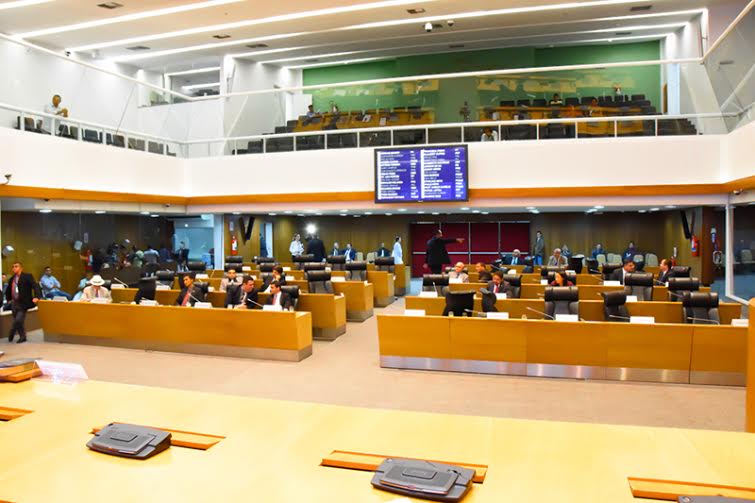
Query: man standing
xmin=39 ymin=266 xmax=72 ymax=300
xmin=425 ymin=230 xmax=464 ymax=274
xmin=6 ymin=262 xmax=41 ymax=344
xmin=142 ymin=245 xmax=159 ymax=265
xmin=306 ymin=234 xmax=326 ymax=262
xmin=532 ymin=230 xmax=545 ymax=266
xmin=43 ymin=94 xmax=68 ymax=134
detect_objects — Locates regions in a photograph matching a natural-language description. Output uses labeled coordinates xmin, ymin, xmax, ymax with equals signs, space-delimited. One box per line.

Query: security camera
xmin=424 ymin=22 xmax=433 ymax=32
xmin=65 ymin=51 xmax=71 ymax=57
xmin=732 ymin=189 xmax=743 ymax=195
xmin=1 ymin=174 xmax=11 ymax=185
xmin=447 ymin=19 xmax=455 ymax=27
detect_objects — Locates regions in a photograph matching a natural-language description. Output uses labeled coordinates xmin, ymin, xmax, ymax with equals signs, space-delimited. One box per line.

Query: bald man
xmin=448 ymin=262 xmax=469 ymax=283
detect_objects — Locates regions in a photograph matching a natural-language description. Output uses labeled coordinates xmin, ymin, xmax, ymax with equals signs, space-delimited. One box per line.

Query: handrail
xmin=702 ymin=0 xmax=755 ymax=61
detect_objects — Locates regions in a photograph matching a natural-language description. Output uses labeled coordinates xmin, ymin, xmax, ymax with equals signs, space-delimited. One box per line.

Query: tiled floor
xmin=0 ymin=297 xmax=747 ymax=432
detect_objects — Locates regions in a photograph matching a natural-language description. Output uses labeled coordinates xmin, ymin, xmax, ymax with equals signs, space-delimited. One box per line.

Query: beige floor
xmin=0 ymin=298 xmax=746 ymax=432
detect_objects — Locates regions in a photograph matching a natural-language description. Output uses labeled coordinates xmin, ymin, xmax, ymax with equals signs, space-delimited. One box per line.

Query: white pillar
xmin=213 ymin=214 xmax=224 ymax=270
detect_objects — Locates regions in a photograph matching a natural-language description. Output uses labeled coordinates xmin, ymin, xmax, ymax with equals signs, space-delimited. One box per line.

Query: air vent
xmin=449 ymin=44 xmax=465 ymax=49
xmin=629 ymin=5 xmax=652 ymax=11
xmin=212 ymin=34 xmax=231 ymax=39
xmin=615 ymin=31 xmax=633 ymax=36
xmin=245 ymin=43 xmax=269 ymax=49
xmin=719 ymin=60 xmax=735 ymax=66
xmin=97 ymin=2 xmax=123 ymax=9
xmin=126 ymin=46 xmax=150 ymax=51
xmin=406 ymin=8 xmax=426 ymax=14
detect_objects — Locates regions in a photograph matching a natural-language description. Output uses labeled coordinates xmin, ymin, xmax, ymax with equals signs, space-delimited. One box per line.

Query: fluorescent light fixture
xmin=269 ymin=212 xmax=277 ymax=216
xmin=638 ymin=210 xmax=647 ymax=213
xmin=284 ymin=210 xmax=293 ymax=214
xmin=461 ymin=207 xmax=470 ymax=211
xmin=297 ymin=213 xmax=305 ymax=217
xmin=665 ymin=205 xmax=677 ymax=208
xmin=530 ymin=210 xmax=540 ymax=214
xmin=398 ymin=208 xmax=407 ymax=212
xmin=481 ymin=211 xmax=490 ymax=215
xmin=39 ymin=208 xmax=52 ymax=213
xmin=0 ymin=0 xmax=53 ymax=11
xmin=305 ymin=223 xmax=317 ymax=234
xmin=472 ymin=210 xmax=480 ymax=214
xmin=364 ymin=212 xmax=373 ymax=215
xmin=150 ymin=214 xmax=160 ymax=218
xmin=340 ymin=214 xmax=348 ymax=217
xmin=18 ymin=0 xmax=242 ymax=39
xmin=649 ymin=207 xmax=660 ymax=212
xmin=284 ymin=56 xmax=389 ymax=70
xmin=75 ymin=0 xmax=434 ymax=53
xmin=418 ymin=211 xmax=425 ymax=214
xmin=165 ymin=66 xmax=221 ymax=77
xmin=432 ymin=212 xmax=440 ymax=215
xmin=526 ymin=206 xmax=536 ymax=210
xmin=95 ymin=210 xmax=107 ymax=214
xmin=385 ymin=213 xmax=393 ymax=216
xmin=340 ymin=209 xmax=349 ymax=213
xmin=182 ymin=82 xmax=221 ymax=90
xmin=232 ymin=211 xmax=241 ymax=215
xmin=594 ymin=205 xmax=605 ymax=209
xmin=315 ymin=212 xmax=323 ymax=216
xmin=140 ymin=211 xmax=150 ymax=215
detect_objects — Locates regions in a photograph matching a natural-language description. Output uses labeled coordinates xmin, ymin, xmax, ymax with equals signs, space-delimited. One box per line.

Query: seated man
xmin=263 ymin=265 xmax=286 ymax=292
xmin=225 ymin=275 xmax=259 ymax=309
xmin=175 ymin=273 xmax=205 ymax=306
xmin=549 ymin=271 xmax=574 ymax=287
xmin=657 ymin=258 xmax=673 ymax=284
xmin=475 ymin=262 xmax=492 ymax=282
xmin=623 ymin=241 xmax=638 ymax=262
xmin=80 ymin=275 xmax=112 ymax=302
xmin=265 ymin=281 xmax=293 ymax=311
xmin=375 ymin=242 xmax=391 ymax=258
xmin=487 ymin=271 xmax=510 ymax=295
xmin=506 ymin=249 xmax=524 ymax=266
xmin=548 ymin=93 xmax=564 ymax=106
xmin=219 ymin=268 xmax=243 ymax=292
xmin=547 ymin=248 xmax=568 ymax=267
xmin=448 ymin=262 xmax=469 ymax=283
xmin=39 ymin=266 xmax=72 ymax=300
xmin=480 ymin=126 xmax=498 ymax=142
xmin=611 ymin=260 xmax=636 ymax=285
xmin=342 ymin=243 xmax=357 ymax=262
xmin=591 ymin=243 xmax=606 ymax=259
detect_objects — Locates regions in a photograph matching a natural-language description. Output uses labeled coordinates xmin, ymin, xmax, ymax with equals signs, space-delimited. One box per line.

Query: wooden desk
xmin=110 ymin=289 xmax=346 ymax=341
xmin=3 ymin=379 xmax=754 ymax=502
xmin=378 ymin=314 xmax=747 ymax=384
xmin=36 ymin=301 xmax=312 ymax=361
xmin=333 ymin=281 xmax=374 ymax=322
xmin=367 ymin=264 xmax=409 ymax=296
xmin=0 ymin=307 xmax=41 ymax=334
xmin=366 ymin=271 xmax=394 ymax=307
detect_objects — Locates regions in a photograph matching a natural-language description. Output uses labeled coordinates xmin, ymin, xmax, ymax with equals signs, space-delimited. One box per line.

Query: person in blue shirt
xmin=591 ymin=243 xmax=606 ymax=259
xmin=39 ymin=266 xmax=72 ymax=300
xmin=342 ymin=243 xmax=357 ymax=262
xmin=622 ymin=241 xmax=638 ymax=262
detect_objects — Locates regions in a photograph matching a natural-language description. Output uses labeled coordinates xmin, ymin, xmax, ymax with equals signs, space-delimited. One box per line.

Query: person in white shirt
xmin=219 ymin=269 xmax=243 ymax=292
xmin=42 ymin=94 xmax=68 ymax=135
xmin=289 ymin=234 xmax=304 ymax=260
xmin=448 ymin=262 xmax=469 ymax=283
xmin=80 ymin=275 xmax=112 ymax=303
xmin=480 ymin=126 xmax=498 ymax=142
xmin=391 ymin=236 xmax=403 ymax=265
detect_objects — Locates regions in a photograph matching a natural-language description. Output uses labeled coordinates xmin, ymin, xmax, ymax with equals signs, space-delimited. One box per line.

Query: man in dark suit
xmin=487 ymin=271 xmax=510 ymax=295
xmin=330 ymin=241 xmax=341 ymax=257
xmin=265 ymin=281 xmax=293 ymax=311
xmin=175 ymin=273 xmax=205 ymax=306
xmin=610 ymin=260 xmax=636 ymax=285
xmin=425 ymin=230 xmax=464 ymax=274
xmin=375 ymin=242 xmax=391 ymax=258
xmin=474 ymin=263 xmax=492 ymax=282
xmin=225 ymin=275 xmax=260 ymax=309
xmin=306 ymin=235 xmax=326 ymax=262
xmin=6 ymin=262 xmax=41 ymax=343
xmin=657 ymin=258 xmax=672 ymax=284
xmin=342 ymin=243 xmax=357 ymax=262
xmin=505 ymin=249 xmax=524 ymax=265
xmin=262 ymin=266 xmax=286 ymax=292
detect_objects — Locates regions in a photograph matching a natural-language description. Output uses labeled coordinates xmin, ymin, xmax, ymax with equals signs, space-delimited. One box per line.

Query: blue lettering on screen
xmin=376 ymin=146 xmax=468 ymax=203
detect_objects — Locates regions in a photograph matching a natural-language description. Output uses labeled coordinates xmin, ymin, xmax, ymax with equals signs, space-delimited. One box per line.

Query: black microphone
xmin=188 ymin=292 xmax=205 ymax=305
xmin=526 ymin=307 xmax=555 ymax=320
xmin=687 ymin=316 xmax=719 ymax=325
xmin=609 ymin=314 xmax=632 ymax=321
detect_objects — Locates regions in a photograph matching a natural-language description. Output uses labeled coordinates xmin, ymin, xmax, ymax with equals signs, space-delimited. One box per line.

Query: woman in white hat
xmin=80 ymin=275 xmax=112 ymax=303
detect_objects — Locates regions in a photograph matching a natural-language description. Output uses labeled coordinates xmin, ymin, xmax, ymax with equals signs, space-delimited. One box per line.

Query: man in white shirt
xmin=392 ymin=236 xmax=403 ymax=265
xmin=480 ymin=126 xmax=498 ymax=142
xmin=219 ymin=268 xmax=243 ymax=292
xmin=42 ymin=94 xmax=68 ymax=135
xmin=80 ymin=275 xmax=112 ymax=302
xmin=448 ymin=262 xmax=469 ymax=283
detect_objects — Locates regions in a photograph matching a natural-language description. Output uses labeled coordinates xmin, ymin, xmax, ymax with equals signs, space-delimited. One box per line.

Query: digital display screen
xmin=374 ymin=145 xmax=468 ymax=203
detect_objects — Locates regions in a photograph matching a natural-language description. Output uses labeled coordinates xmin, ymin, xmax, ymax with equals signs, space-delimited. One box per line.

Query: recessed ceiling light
xmin=0 ymin=0 xmax=54 ymax=11
xmin=232 ymin=211 xmax=241 ymax=215
xmin=665 ymin=205 xmax=677 ymax=209
xmin=297 ymin=213 xmax=305 ymax=217
xmin=268 ymin=213 xmax=277 ymax=216
xmin=212 ymin=34 xmax=232 ymax=39
xmin=472 ymin=210 xmax=480 ymax=214
xmin=95 ymin=210 xmax=107 ymax=214
xmin=364 ymin=212 xmax=373 ymax=215
xmin=432 ymin=212 xmax=440 ymax=215
xmin=461 ymin=207 xmax=470 ymax=211
xmin=340 ymin=214 xmax=348 ymax=217
xmin=284 ymin=210 xmax=293 ymax=214
xmin=638 ymin=210 xmax=647 ymax=213
xmin=418 ymin=210 xmax=425 ymax=214
xmin=340 ymin=209 xmax=349 ymax=213
xmin=481 ymin=212 xmax=489 ymax=215
xmin=150 ymin=214 xmax=160 ymax=218
xmin=526 ymin=206 xmax=536 ymax=210
xmin=594 ymin=205 xmax=605 ymax=209
xmin=315 ymin=212 xmax=323 ymax=216
xmin=97 ymin=2 xmax=123 ymax=9
xmin=530 ymin=210 xmax=540 ymax=214
xmin=140 ymin=211 xmax=150 ymax=215
xmin=39 ymin=209 xmax=52 ymax=214
xmin=353 ymin=215 xmax=361 ymax=218
xmin=398 ymin=208 xmax=407 ymax=212
xmin=649 ymin=207 xmax=660 ymax=212
xmin=306 ymin=209 xmax=317 ymax=213
xmin=385 ymin=213 xmax=393 ymax=216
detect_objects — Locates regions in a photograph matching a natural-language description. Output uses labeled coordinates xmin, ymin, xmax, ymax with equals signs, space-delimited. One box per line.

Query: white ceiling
xmin=0 ymin=0 xmax=725 ymax=73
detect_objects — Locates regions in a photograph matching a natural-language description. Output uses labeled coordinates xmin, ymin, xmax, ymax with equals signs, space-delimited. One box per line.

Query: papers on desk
xmin=404 ymin=309 xmax=425 ymax=317
xmin=36 ymin=360 xmax=88 ymax=384
xmin=331 ymin=276 xmax=345 ymax=283
xmin=495 ymin=293 xmax=507 ymax=300
xmin=242 ymin=266 xmax=252 ymax=271
xmin=603 ymin=280 xmax=621 ymax=286
xmin=90 ymin=298 xmax=109 ymax=304
xmin=540 ymin=279 xmax=549 ymax=285
xmin=285 ymin=275 xmax=296 ymax=281
xmin=139 ymin=300 xmax=158 ymax=306
xmin=263 ymin=305 xmax=283 ymax=312
xmin=732 ymin=318 xmax=749 ymax=327
xmin=419 ymin=291 xmax=438 ymax=298
xmin=555 ymin=314 xmax=579 ymax=322
xmin=52 ymin=296 xmax=68 ymax=302
xmin=487 ymin=312 xmax=509 ymax=319
xmin=282 ymin=267 xmax=291 ymax=272
xmin=156 ymin=284 xmax=170 ymax=290
xmin=207 ymin=286 xmax=215 ymax=292
xmin=449 ymin=278 xmax=462 ymax=284
xmin=193 ymin=302 xmax=213 ymax=309
xmin=630 ymin=316 xmax=655 ymax=325
xmin=625 ymin=295 xmax=638 ymax=303
xmin=566 ymin=270 xmax=576 ymax=275
xmin=110 ymin=284 xmax=125 ymax=290
xmin=196 ymin=274 xmax=209 ymax=280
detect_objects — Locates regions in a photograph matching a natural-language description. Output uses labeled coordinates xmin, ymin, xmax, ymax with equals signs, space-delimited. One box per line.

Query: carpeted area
xmin=0 ymin=297 xmax=746 ymax=432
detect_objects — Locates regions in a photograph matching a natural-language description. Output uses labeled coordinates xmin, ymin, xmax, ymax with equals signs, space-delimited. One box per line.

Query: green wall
xmin=303 ymin=41 xmax=661 ymax=122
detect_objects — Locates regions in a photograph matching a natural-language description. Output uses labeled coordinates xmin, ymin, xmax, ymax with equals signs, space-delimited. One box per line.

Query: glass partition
xmin=732 ymin=204 xmax=755 ymax=302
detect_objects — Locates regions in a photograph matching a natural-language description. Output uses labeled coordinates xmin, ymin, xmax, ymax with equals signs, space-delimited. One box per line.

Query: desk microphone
xmin=112 ymin=277 xmax=129 ymax=287
xmin=463 ymin=309 xmax=485 ymax=317
xmin=609 ymin=314 xmax=632 ymax=321
xmin=526 ymin=307 xmax=555 ymax=320
xmin=246 ymin=299 xmax=266 ymax=309
xmin=589 ymin=274 xmax=605 ymax=284
xmin=686 ymin=316 xmax=719 ymax=325
xmin=653 ymin=279 xmax=667 ymax=286
xmin=668 ymin=291 xmax=686 ymax=300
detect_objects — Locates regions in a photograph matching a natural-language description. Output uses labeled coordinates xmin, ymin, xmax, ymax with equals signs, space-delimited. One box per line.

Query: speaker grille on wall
xmin=680 ymin=210 xmax=692 ymax=240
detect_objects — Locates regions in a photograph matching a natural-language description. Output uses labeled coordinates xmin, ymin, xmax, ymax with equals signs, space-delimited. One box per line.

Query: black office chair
xmin=374 ymin=257 xmax=395 ymax=273
xmin=224 ymin=263 xmax=242 ymax=273
xmin=259 ymin=263 xmax=276 ymax=273
xmin=443 ymin=290 xmax=475 ymax=317
xmin=327 ymin=255 xmax=346 ymax=271
xmin=134 ymin=277 xmax=157 ymax=304
xmin=280 ymin=285 xmax=299 ymax=311
xmin=532 ymin=98 xmax=547 ymax=107
xmin=522 ymin=257 xmax=534 ymax=274
xmin=601 ymin=263 xmax=623 ymax=281
xmin=422 ymin=274 xmax=449 ymax=296
xmin=155 ymin=271 xmax=175 ymax=287
xmin=682 ymin=292 xmax=720 ymax=324
xmin=541 ymin=266 xmax=566 ymax=278
xmin=667 ymin=277 xmax=700 ymax=301
xmin=670 ymin=266 xmax=691 ymax=278
xmin=345 ymin=261 xmax=368 ymax=281
xmin=602 ymin=291 xmax=629 ymax=322
xmin=303 ymin=262 xmax=327 ymax=272
xmin=568 ymin=256 xmax=584 ymax=274
xmin=502 ymin=274 xmax=522 ymax=299
xmin=623 ymin=272 xmax=653 ymax=301
xmin=633 ymin=260 xmax=646 ymax=272
xmin=546 ymin=271 xmax=578 ymax=285
xmin=543 ymin=286 xmax=579 ymax=319
xmin=294 ymin=254 xmax=315 ymax=270
xmin=187 ymin=261 xmax=207 ymax=273
xmin=565 ymin=97 xmax=580 ymax=106
xmin=584 ymin=258 xmax=599 ymax=274
xmin=480 ymin=289 xmax=497 ymax=313
xmin=141 ymin=263 xmax=159 ymax=277
xmin=82 ymin=129 xmax=102 ymax=143
xmin=225 ymin=256 xmax=244 ymax=266
xmin=255 ymin=257 xmax=276 ymax=266
xmin=193 ymin=283 xmax=209 ymax=303
xmin=306 ymin=270 xmax=334 ymax=294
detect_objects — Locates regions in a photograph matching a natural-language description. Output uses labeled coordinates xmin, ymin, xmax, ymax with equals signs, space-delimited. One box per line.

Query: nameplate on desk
xmin=404 ymin=309 xmax=425 ymax=317
xmin=495 ymin=293 xmax=507 ymax=300
xmin=207 ymin=286 xmax=215 ymax=292
xmin=626 ymin=295 xmax=638 ymax=303
xmin=603 ymin=280 xmax=621 ymax=286
xmin=631 ymin=316 xmax=655 ymax=324
xmin=732 ymin=318 xmax=749 ymax=327
xmin=52 ymin=296 xmax=68 ymax=302
xmin=555 ymin=314 xmax=579 ymax=322
xmin=193 ymin=302 xmax=212 ymax=309
xmin=566 ymin=270 xmax=576 ymax=274
xmin=364 ymin=281 xmax=369 ymax=286
xmin=285 ymin=275 xmax=295 ymax=281
xmin=449 ymin=278 xmax=462 ymax=284
xmin=331 ymin=276 xmax=345 ymax=283
xmin=90 ymin=298 xmax=109 ymax=304
xmin=139 ymin=300 xmax=158 ymax=306
xmin=156 ymin=284 xmax=170 ymax=291
xmin=110 ymin=284 xmax=126 ymax=290
xmin=282 ymin=267 xmax=291 ymax=272
xmin=540 ymin=279 xmax=548 ymax=285
xmin=195 ymin=274 xmax=209 ymax=280
xmin=419 ymin=291 xmax=438 ymax=298
xmin=263 ymin=305 xmax=283 ymax=312
xmin=242 ymin=266 xmax=251 ymax=271
xmin=487 ymin=312 xmax=509 ymax=319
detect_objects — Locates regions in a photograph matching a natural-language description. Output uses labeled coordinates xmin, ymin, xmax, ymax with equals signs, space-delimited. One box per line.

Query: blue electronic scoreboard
xmin=374 ymin=145 xmax=469 ymax=203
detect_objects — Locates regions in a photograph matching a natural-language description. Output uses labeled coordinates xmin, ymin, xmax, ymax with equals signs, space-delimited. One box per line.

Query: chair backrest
xmin=606 ymin=253 xmax=622 ymax=264
xmin=303 ymin=262 xmax=327 ymax=272
xmin=193 ymin=282 xmax=209 ymax=302
xmin=543 ymin=286 xmax=579 ymax=318
xmin=443 ymin=290 xmax=475 ymax=317
xmin=601 ymin=263 xmax=623 ymax=281
xmin=258 ymin=263 xmax=276 ymax=273
xmin=546 ymin=271 xmax=577 ymax=285
xmin=374 ymin=256 xmax=395 ymax=272
xmin=623 ymin=272 xmax=654 ymax=301
xmin=345 ymin=261 xmax=367 ymax=281
xmin=225 ymin=256 xmax=244 ymax=265
xmin=422 ymin=274 xmax=449 ymax=295
xmin=645 ymin=253 xmax=659 ymax=266
xmin=682 ymin=292 xmax=720 ymax=324
xmin=255 ymin=257 xmax=276 ymax=265
xmin=224 ymin=263 xmax=242 ymax=272
xmin=480 ymin=289 xmax=497 ymax=313
xmin=584 ymin=258 xmax=599 ymax=274
xmin=567 ymin=256 xmax=584 ymax=274
xmin=187 ymin=261 xmax=206 ymax=272
xmin=503 ymin=274 xmax=522 ymax=299
xmin=280 ymin=285 xmax=300 ymax=310
xmin=670 ymin=266 xmax=691 ymax=278
xmin=602 ymin=291 xmax=629 ymax=322
xmin=294 ymin=254 xmax=315 ymax=269
xmin=306 ymin=270 xmax=334 ymax=294
xmin=595 ymin=254 xmax=607 ymax=265
xmin=155 ymin=270 xmax=175 ymax=286
xmin=540 ymin=266 xmax=565 ymax=277
xmin=327 ymin=255 xmax=346 ymax=271
xmin=667 ymin=277 xmax=700 ymax=301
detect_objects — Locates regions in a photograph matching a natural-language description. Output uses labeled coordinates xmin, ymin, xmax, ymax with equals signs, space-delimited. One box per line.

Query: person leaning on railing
xmin=42 ymin=94 xmax=69 ymax=135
